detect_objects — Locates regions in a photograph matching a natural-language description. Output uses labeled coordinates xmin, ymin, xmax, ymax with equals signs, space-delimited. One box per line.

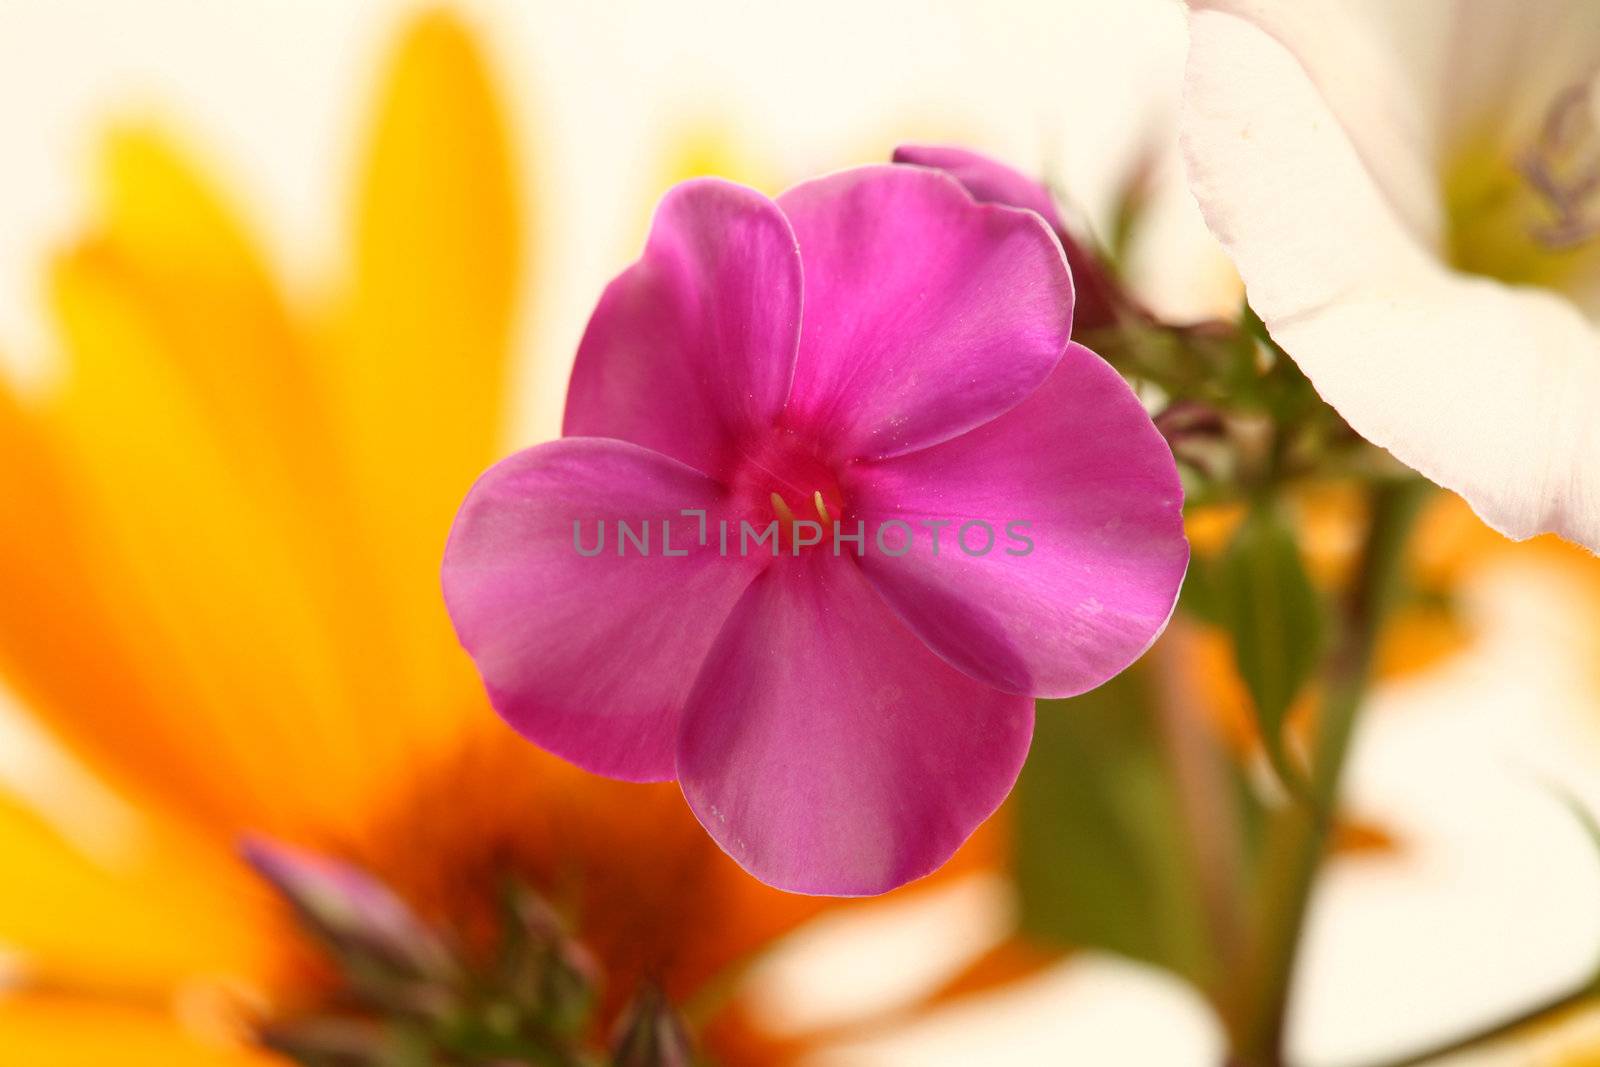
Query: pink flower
xmin=442 ymin=158 xmax=1188 ymax=895
xmin=892 ymin=144 xmax=1132 ymax=331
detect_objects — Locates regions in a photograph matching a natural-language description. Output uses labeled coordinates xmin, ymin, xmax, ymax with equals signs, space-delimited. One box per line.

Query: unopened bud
xmin=241 ymin=836 xmax=455 ymax=982
xmin=610 ymin=986 xmax=693 ymax=1067
xmin=500 ymin=884 xmax=599 ymax=1036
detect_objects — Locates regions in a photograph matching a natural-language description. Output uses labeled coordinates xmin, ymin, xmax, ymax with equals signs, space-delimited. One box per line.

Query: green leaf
xmin=1176 ymin=552 xmax=1224 ymax=627
xmin=1014 ymin=667 xmax=1214 ymax=984
xmin=1217 ymin=503 xmax=1324 ymax=796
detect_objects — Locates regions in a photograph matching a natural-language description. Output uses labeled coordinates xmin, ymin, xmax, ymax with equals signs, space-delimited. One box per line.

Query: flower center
xmin=1520 ymin=83 xmax=1600 ymax=251
xmin=244 ymin=840 xmax=689 ymax=1066
xmin=769 ymin=488 xmax=837 ymax=539
xmin=1444 ymin=80 xmax=1600 ymax=290
xmin=725 ymin=428 xmax=845 ymax=554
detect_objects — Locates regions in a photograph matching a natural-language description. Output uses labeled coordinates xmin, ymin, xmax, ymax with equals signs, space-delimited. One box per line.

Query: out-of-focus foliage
xmin=1212 ymin=504 xmax=1324 ymax=795
xmin=1011 ymin=172 xmax=1453 ymax=1067
xmin=1016 ymin=669 xmax=1211 ymax=982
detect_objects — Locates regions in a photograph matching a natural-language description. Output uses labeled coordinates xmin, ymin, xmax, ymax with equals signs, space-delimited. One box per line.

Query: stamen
xmin=1519 ymin=82 xmax=1600 ymax=250
xmin=812 ymin=490 xmax=833 ymax=526
xmin=770 ymin=492 xmax=796 ymax=527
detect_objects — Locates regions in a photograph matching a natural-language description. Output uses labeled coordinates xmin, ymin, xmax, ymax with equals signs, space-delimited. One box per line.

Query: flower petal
xmin=47 ymin=240 xmax=383 ymax=836
xmin=329 ymin=8 xmax=527 ymax=729
xmin=677 ymin=554 xmax=1034 ymax=896
xmin=1183 ymin=7 xmax=1600 ymax=547
xmin=12 ymin=13 xmax=530 ymax=839
xmin=350 ymin=735 xmax=841 ymax=1026
xmin=892 ymin=144 xmax=1127 ymax=331
xmin=844 ymin=343 xmax=1187 ymax=698
xmin=0 ymin=995 xmax=281 ymax=1067
xmin=1190 ymin=0 xmax=1600 ymax=246
xmin=564 ymin=179 xmax=802 ymax=477
xmin=443 ymin=438 xmax=758 ymax=781
xmin=0 ymin=787 xmax=283 ymax=994
xmin=777 ymin=164 xmax=1073 ymax=459
xmin=1186 ymin=1 xmax=1452 ymax=243
xmin=890 ymin=144 xmax=1066 ymax=231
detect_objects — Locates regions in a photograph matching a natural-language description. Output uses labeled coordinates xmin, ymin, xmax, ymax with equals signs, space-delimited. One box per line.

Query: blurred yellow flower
xmin=0 ymin=10 xmax=1015 ymax=1063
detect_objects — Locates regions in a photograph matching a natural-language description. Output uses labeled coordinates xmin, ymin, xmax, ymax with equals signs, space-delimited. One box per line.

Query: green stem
xmin=1227 ymin=480 xmax=1429 ymax=1067
xmin=1152 ymin=627 xmax=1250 ymax=999
xmin=1361 ymin=979 xmax=1597 ymax=1067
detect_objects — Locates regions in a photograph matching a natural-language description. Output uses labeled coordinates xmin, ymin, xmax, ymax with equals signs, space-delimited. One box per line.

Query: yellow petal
xmin=45 ymin=239 xmax=372 ymax=834
xmin=1 ymin=9 xmax=522 ymax=838
xmin=94 ymin=127 xmax=340 ymax=509
xmin=0 ymin=374 xmax=289 ymax=831
xmin=0 ymin=382 xmax=177 ymax=815
xmin=0 ymin=788 xmax=282 ymax=995
xmin=657 ymin=120 xmax=782 ymax=192
xmin=322 ymin=9 xmax=523 ymax=735
xmin=0 ymin=994 xmax=282 ymax=1067
xmin=2 ymin=127 xmax=364 ymax=833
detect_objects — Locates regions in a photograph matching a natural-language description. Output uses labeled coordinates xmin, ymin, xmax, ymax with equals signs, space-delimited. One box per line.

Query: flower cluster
xmin=12 ymin=4 xmax=1600 ymax=1067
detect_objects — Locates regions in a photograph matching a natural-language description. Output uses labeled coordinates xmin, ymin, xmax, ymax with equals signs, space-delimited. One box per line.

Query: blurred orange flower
xmin=0 ymin=11 xmax=1001 ymax=1063
xmin=1180 ymin=485 xmax=1483 ymax=762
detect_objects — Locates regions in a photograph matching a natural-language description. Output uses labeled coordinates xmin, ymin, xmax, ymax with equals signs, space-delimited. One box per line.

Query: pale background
xmin=0 ymin=2 xmax=1597 ymax=1064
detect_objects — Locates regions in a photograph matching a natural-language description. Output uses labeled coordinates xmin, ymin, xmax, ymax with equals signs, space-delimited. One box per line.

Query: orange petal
xmin=1287 ymin=480 xmax=1367 ymax=591
xmin=1184 ymin=502 xmax=1246 ymax=559
xmin=1330 ymin=817 xmax=1402 ymax=857
xmin=0 ymin=787 xmax=283 ymax=996
xmin=918 ymin=936 xmax=1061 ymax=1006
xmin=341 ymin=725 xmax=1012 ymax=1031
xmin=342 ymin=731 xmax=832 ymax=1020
xmin=0 ymin=994 xmax=283 ymax=1067
xmin=1375 ymin=600 xmax=1472 ymax=680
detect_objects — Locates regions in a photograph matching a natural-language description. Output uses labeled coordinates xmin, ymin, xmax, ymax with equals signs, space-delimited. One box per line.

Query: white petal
xmin=1294 ymin=556 xmax=1600 ymax=1064
xmin=1188 ymin=1 xmax=1600 ymax=244
xmin=1435 ymin=0 xmax=1600 ymax=152
xmin=1183 ymin=8 xmax=1600 ymax=548
xmin=1187 ymin=0 xmax=1449 ymax=243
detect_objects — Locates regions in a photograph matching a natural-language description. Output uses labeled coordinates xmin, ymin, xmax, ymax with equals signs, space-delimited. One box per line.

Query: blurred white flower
xmin=1181 ymin=0 xmax=1600 ymax=549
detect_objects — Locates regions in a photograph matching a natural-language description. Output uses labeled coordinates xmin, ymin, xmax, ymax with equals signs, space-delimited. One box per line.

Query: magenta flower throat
xmin=442 ymin=154 xmax=1189 ymax=896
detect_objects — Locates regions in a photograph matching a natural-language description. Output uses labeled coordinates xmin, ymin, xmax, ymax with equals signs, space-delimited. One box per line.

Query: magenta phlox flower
xmin=442 ymin=153 xmax=1188 ymax=895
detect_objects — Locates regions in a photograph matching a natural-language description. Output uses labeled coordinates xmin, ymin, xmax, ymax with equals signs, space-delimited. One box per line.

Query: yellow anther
xmin=770 ymin=492 xmax=796 ymax=527
xmin=812 ymin=490 xmax=833 ymax=526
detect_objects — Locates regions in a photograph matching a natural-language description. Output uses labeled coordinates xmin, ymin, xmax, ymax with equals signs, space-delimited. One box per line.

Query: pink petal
xmin=891 ymin=144 xmax=1128 ymax=332
xmin=776 ymin=164 xmax=1073 ymax=460
xmin=564 ymin=179 xmax=802 ymax=477
xmin=677 ymin=553 xmax=1034 ymax=896
xmin=890 ymin=143 xmax=1067 ymax=232
xmin=843 ymin=342 xmax=1187 ymax=698
xmin=442 ymin=437 xmax=759 ymax=781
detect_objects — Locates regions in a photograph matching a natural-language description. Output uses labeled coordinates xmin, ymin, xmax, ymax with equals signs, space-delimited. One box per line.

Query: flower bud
xmin=610 ymin=986 xmax=693 ymax=1067
xmin=242 ymin=836 xmax=455 ymax=982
